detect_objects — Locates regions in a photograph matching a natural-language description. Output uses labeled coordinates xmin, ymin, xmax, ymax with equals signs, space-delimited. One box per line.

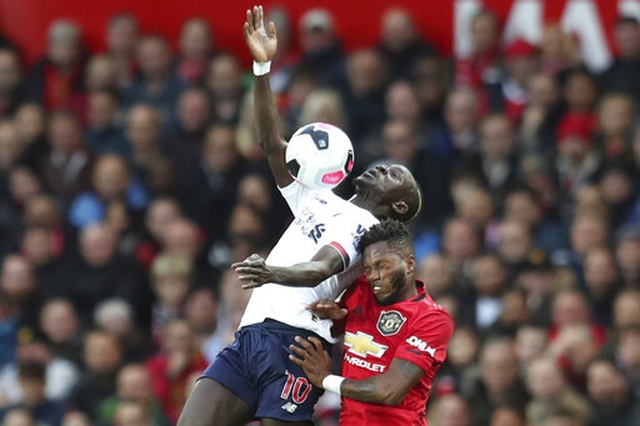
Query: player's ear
xmin=405 ymin=254 xmax=416 ymax=276
xmin=391 ymin=201 xmax=408 ymax=216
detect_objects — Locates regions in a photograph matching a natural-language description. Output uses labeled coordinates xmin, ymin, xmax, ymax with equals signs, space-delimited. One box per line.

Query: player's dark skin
xmin=179 ymin=5 xmax=421 ymax=426
xmin=289 ymin=240 xmax=426 ymax=406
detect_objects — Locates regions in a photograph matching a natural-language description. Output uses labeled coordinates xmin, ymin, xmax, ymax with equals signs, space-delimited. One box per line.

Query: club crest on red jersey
xmin=377 ymin=310 xmax=406 ymax=336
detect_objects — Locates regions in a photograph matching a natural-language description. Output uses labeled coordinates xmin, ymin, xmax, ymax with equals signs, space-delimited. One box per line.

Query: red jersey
xmin=338 ymin=277 xmax=454 ymax=425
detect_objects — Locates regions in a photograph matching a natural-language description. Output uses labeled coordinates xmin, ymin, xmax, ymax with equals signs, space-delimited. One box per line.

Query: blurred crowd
xmin=0 ymin=5 xmax=639 ymax=426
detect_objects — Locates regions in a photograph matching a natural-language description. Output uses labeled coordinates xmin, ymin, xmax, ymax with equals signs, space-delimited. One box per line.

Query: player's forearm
xmin=340 ymin=376 xmax=404 ymax=406
xmin=253 ymin=75 xmax=282 ymax=154
xmin=269 ymin=261 xmax=335 ymax=287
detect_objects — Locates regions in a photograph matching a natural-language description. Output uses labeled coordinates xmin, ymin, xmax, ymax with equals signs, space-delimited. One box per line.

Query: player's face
xmin=363 ymin=241 xmax=413 ymax=306
xmin=354 ymin=163 xmax=414 ymax=201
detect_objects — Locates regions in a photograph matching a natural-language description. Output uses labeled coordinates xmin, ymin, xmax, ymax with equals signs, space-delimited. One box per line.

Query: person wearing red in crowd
xmin=290 ymin=219 xmax=454 ymax=426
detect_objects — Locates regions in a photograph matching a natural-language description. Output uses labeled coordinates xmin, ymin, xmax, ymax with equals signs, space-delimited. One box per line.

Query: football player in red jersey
xmin=290 ymin=219 xmax=454 ymax=425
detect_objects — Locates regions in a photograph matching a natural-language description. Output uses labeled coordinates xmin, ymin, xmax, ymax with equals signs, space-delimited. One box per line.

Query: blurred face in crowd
xmin=2 ymin=409 xmax=34 ymax=426
xmin=598 ymin=95 xmax=635 ymax=137
xmin=237 ymin=174 xmax=271 ymax=214
xmin=472 ymin=254 xmax=506 ymax=297
xmin=24 ymin=195 xmax=59 ymax=229
xmin=299 ymin=14 xmax=334 ymax=54
xmin=229 ymin=204 xmax=266 ymax=262
xmin=93 ymin=155 xmax=129 ymax=201
xmin=84 ymin=331 xmax=122 ymax=374
xmin=180 ymin=18 xmax=212 ymax=60
xmin=47 ymin=22 xmax=81 ymax=70
xmin=573 ymin=185 xmax=608 ymax=221
xmin=514 ymin=326 xmax=548 ymax=365
xmin=207 ymin=54 xmax=242 ymax=98
xmin=154 ymin=272 xmax=190 ymax=308
xmin=584 ymin=247 xmax=619 ymax=297
xmin=430 ymin=394 xmax=471 ymax=426
xmin=185 ymin=289 xmax=218 ymax=334
xmin=381 ymin=8 xmax=416 ymax=53
xmin=614 ymin=291 xmax=640 ymax=328
xmin=14 ymin=104 xmax=45 ymax=146
xmin=587 ymin=361 xmax=628 ymax=407
xmin=61 ymin=411 xmax=91 ymax=426
xmin=1 ymin=256 xmax=34 ymax=303
xmin=0 ymin=120 xmax=21 ymax=170
xmin=456 ymin=188 xmax=493 ymax=230
xmin=117 ymin=365 xmax=153 ymax=401
xmin=347 ymin=49 xmax=387 ymax=96
xmin=443 ymin=218 xmax=480 ymax=266
xmin=498 ymin=220 xmax=532 ymax=264
xmin=85 ymin=55 xmax=118 ymax=92
xmin=87 ymin=91 xmax=118 ymax=130
xmin=48 ymin=113 xmax=82 ymax=154
xmin=471 ymin=11 xmax=499 ymax=55
xmin=164 ymin=219 xmax=201 ymax=258
xmin=615 ymin=20 xmax=640 ymax=59
xmin=22 ymin=227 xmax=54 ymax=266
xmin=80 ymin=225 xmax=117 ymax=267
xmin=445 ymin=89 xmax=479 ymax=134
xmin=600 ymin=168 xmax=633 ymax=206
xmin=490 ymin=407 xmax=526 ymax=426
xmin=527 ymin=73 xmax=559 ymax=108
xmin=39 ymin=299 xmax=78 ymax=344
xmin=570 ymin=214 xmax=608 ymax=257
xmin=9 ymin=167 xmax=41 ymax=203
xmin=178 ymin=89 xmax=210 ymax=133
xmin=504 ymin=190 xmax=543 ymax=227
xmin=113 ymin=401 xmax=151 ymax=426
xmin=552 ymin=291 xmax=590 ymax=326
xmin=417 ymin=253 xmax=453 ymax=297
xmin=616 ymin=237 xmax=640 ymax=283
xmin=527 ymin=357 xmax=564 ymax=400
xmin=385 ymin=81 xmax=421 ymax=123
xmin=163 ymin=320 xmax=194 ymax=353
xmin=563 ymin=72 xmax=597 ymax=112
xmin=480 ymin=340 xmax=519 ymax=395
xmin=203 ymin=125 xmax=239 ymax=173
xmin=480 ymin=115 xmax=514 ymax=159
xmin=146 ymin=198 xmax=182 ymax=242
xmin=0 ymin=49 xmax=20 ymax=95
xmin=127 ymin=105 xmax=160 ymax=151
xmin=107 ymin=14 xmax=138 ymax=57
xmin=447 ymin=327 xmax=479 ymax=369
xmin=136 ymin=36 xmax=171 ymax=80
xmin=382 ymin=120 xmax=418 ymax=166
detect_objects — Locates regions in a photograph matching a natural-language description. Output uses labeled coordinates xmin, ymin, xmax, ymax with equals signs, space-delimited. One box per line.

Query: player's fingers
xmin=294 ymin=335 xmax=313 ymax=350
xmin=268 ymin=21 xmax=277 ymax=38
xmin=334 ymin=308 xmax=348 ymax=319
xmin=288 ymin=354 xmax=304 ymax=367
xmin=289 ymin=343 xmax=307 ymax=358
xmin=253 ymin=6 xmax=260 ymax=29
xmin=241 ymin=282 xmax=260 ymax=289
xmin=307 ymin=336 xmax=323 ymax=351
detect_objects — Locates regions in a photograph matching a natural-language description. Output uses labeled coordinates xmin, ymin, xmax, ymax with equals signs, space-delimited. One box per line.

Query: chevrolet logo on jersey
xmin=344 ymin=331 xmax=388 ymax=358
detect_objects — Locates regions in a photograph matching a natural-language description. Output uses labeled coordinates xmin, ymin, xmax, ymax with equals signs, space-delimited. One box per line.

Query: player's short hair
xmin=357 ymin=219 xmax=413 ymax=256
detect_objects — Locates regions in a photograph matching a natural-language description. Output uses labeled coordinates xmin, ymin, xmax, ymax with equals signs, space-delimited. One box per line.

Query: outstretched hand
xmin=231 ymin=253 xmax=272 ymax=289
xmin=289 ymin=336 xmax=333 ymax=388
xmin=307 ymin=299 xmax=348 ymax=320
xmin=243 ymin=5 xmax=277 ymax=63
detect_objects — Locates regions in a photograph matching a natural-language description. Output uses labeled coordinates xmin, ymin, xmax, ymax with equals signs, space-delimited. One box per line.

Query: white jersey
xmin=238 ymin=180 xmax=378 ymax=342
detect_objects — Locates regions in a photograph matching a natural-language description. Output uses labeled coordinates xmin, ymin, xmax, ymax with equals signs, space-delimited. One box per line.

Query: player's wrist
xmin=322 ymin=374 xmax=345 ymax=395
xmin=253 ymin=60 xmax=271 ymax=76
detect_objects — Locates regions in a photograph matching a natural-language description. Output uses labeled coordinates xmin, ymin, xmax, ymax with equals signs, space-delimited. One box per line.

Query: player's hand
xmin=289 ymin=336 xmax=333 ymax=388
xmin=307 ymin=299 xmax=348 ymax=320
xmin=231 ymin=253 xmax=272 ymax=289
xmin=243 ymin=5 xmax=277 ymax=63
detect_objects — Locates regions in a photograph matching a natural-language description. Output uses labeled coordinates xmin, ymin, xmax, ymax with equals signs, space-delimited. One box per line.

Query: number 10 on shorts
xmin=281 ymin=370 xmax=313 ymax=404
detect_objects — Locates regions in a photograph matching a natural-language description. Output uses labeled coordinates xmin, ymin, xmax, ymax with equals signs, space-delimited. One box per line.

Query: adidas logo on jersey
xmin=281 ymin=402 xmax=298 ymax=413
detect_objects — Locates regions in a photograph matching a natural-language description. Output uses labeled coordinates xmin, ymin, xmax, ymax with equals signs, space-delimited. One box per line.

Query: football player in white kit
xmin=178 ymin=6 xmax=422 ymax=426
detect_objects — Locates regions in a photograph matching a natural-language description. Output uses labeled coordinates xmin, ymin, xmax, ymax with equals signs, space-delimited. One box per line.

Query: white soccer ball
xmin=285 ymin=122 xmax=354 ymax=190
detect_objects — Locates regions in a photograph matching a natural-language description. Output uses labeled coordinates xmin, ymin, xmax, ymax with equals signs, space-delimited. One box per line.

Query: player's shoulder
xmin=416 ymin=290 xmax=454 ymax=323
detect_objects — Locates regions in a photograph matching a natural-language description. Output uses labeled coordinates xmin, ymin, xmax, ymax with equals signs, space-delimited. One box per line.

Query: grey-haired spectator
xmin=176 ymin=18 xmax=214 ymax=86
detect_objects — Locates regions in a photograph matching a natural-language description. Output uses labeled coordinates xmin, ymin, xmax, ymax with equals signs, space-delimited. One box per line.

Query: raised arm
xmin=231 ymin=245 xmax=344 ymax=289
xmin=289 ymin=336 xmax=425 ymax=406
xmin=243 ymin=5 xmax=293 ymax=188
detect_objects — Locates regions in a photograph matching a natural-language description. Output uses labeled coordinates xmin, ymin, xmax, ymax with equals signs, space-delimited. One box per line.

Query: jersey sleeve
xmin=323 ymin=215 xmax=377 ymax=271
xmin=278 ymin=180 xmax=312 ymax=216
xmin=394 ymin=309 xmax=454 ymax=373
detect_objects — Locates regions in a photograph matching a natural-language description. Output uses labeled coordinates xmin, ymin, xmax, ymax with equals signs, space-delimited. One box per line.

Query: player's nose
xmin=375 ymin=164 xmax=388 ymax=175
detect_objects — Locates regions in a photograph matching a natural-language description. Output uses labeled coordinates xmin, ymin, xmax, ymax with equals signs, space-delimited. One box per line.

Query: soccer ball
xmin=285 ymin=122 xmax=354 ymax=190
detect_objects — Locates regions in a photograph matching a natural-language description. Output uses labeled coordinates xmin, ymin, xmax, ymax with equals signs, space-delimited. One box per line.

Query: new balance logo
xmin=281 ymin=402 xmax=298 ymax=413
